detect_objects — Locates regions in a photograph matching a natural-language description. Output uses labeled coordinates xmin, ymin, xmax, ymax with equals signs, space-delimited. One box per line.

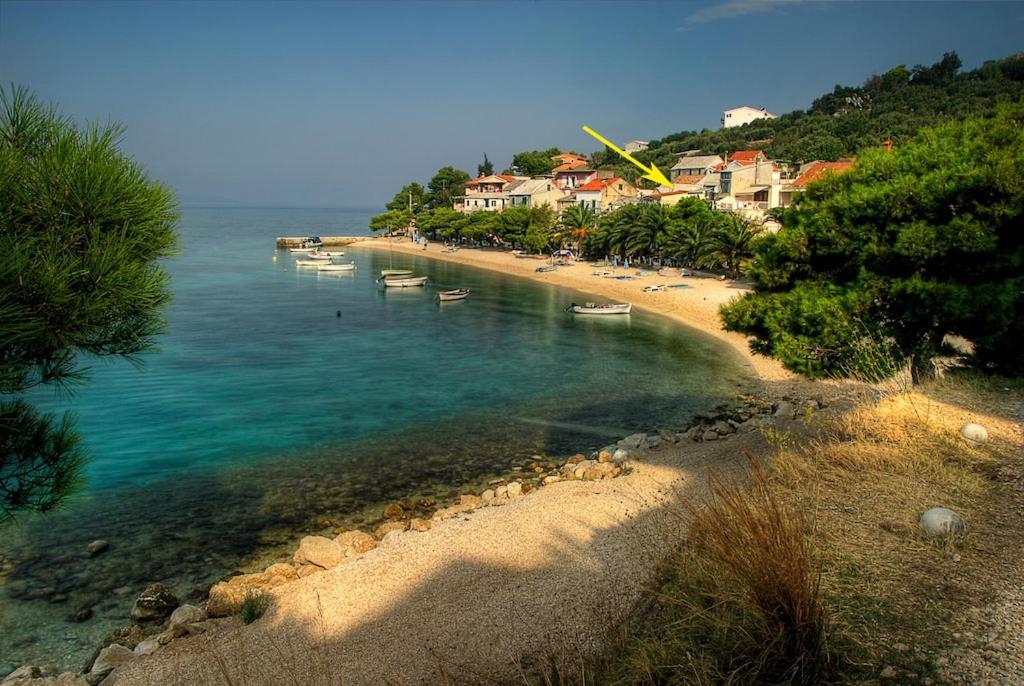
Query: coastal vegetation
xmin=721 ymin=102 xmax=1024 ymax=381
xmin=594 ymin=52 xmax=1024 ymax=184
xmin=0 ymin=86 xmax=178 ymax=521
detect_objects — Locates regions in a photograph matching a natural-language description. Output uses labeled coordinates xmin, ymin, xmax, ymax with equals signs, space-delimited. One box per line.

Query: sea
xmin=0 ymin=206 xmax=752 ymax=672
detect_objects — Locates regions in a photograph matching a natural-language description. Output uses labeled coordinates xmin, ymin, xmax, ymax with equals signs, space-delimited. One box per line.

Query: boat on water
xmin=383 ymin=275 xmax=428 ymax=288
xmin=380 ymin=269 xmax=413 ymax=278
xmin=438 ymin=288 xmax=470 ymax=302
xmin=317 ymin=262 xmax=356 ymax=271
xmin=296 ymin=258 xmax=328 ymax=266
xmin=318 ymin=251 xmax=345 ymax=257
xmin=569 ymin=302 xmax=632 ymax=315
xmin=289 ymin=236 xmax=324 ymax=252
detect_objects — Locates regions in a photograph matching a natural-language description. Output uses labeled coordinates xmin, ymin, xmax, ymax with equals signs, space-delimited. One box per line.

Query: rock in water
xmin=292 ymin=536 xmax=344 ymax=569
xmin=85 ymin=540 xmax=109 ymax=557
xmin=960 ymin=423 xmax=989 ymax=446
xmin=919 ymin=507 xmax=966 ymax=540
xmin=130 ymin=583 xmax=178 ymax=624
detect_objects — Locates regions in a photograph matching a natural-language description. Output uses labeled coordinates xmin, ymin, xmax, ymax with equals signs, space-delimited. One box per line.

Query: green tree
xmin=425 ymin=166 xmax=470 ymax=210
xmin=369 ymin=209 xmax=412 ymax=233
xmin=721 ymin=102 xmax=1024 ymax=380
xmin=0 ymin=86 xmax=178 ymax=522
xmin=712 ymin=213 xmax=763 ymax=274
xmin=627 ymin=204 xmax=676 ymax=259
xmin=509 ymin=148 xmax=559 ymax=176
xmin=385 ymin=182 xmax=425 ymax=213
xmin=477 ymin=153 xmax=493 ymax=177
xmin=416 ymin=207 xmax=460 ymax=240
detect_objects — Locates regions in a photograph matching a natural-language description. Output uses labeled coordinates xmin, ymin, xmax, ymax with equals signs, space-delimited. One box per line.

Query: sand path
xmin=108 ymin=240 xmax=796 ymax=685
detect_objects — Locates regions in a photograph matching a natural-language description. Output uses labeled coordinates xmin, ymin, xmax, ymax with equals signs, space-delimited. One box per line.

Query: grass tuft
xmin=239 ymin=589 xmax=270 ymax=625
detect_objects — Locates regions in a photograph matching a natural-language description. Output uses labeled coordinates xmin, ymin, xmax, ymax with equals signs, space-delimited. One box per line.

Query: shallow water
xmin=0 ymin=207 xmax=752 ymax=672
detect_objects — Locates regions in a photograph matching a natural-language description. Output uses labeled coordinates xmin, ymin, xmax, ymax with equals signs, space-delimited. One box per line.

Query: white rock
xmin=960 ymin=423 xmax=989 ymax=446
xmin=612 ymin=449 xmax=629 ymax=464
xmin=133 ymin=636 xmax=160 ymax=656
xmin=481 ymin=488 xmax=495 ymax=501
xmin=919 ymin=507 xmax=966 ymax=539
xmin=169 ymin=603 xmax=206 ymax=627
xmin=506 ymin=481 xmax=523 ymax=497
xmin=89 ymin=644 xmax=133 ymax=681
xmin=542 ymin=476 xmax=561 ymax=485
xmin=495 ymin=484 xmax=508 ymax=498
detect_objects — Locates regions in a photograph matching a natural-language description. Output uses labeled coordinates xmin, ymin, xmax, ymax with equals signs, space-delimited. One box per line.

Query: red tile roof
xmin=553 ymin=161 xmax=591 ymax=173
xmin=673 ymin=174 xmax=704 ymax=185
xmin=576 ymin=178 xmax=610 ymax=192
xmin=727 ymin=150 xmax=764 ymax=163
xmin=791 ymin=161 xmax=855 ymax=188
xmin=552 ymin=153 xmax=587 ymax=163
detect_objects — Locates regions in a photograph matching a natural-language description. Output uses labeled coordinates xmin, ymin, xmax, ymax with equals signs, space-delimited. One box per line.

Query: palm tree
xmin=666 ymin=215 xmax=718 ymax=269
xmin=626 ymin=204 xmax=675 ymax=261
xmin=561 ymin=204 xmax=596 ymax=257
xmin=712 ymin=213 xmax=763 ymax=274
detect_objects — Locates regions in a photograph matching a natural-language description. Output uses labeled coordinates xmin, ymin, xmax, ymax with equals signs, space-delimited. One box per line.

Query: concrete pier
xmin=275 ymin=235 xmax=369 ymax=248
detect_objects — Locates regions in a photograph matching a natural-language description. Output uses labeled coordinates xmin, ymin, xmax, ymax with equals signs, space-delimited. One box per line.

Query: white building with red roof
xmin=455 ymin=174 xmax=529 ymax=213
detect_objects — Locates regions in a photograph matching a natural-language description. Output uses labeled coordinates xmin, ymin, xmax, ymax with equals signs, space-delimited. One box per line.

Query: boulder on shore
xmin=168 ymin=603 xmax=207 ymax=628
xmin=334 ymin=530 xmax=377 ymax=555
xmin=88 ymin=644 xmax=133 ymax=684
xmin=292 ymin=536 xmax=344 ymax=569
xmin=130 ymin=583 xmax=178 ymax=624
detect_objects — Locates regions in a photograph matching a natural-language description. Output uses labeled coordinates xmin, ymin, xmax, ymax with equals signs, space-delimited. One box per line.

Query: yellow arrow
xmin=581 ymin=124 xmax=674 ymax=188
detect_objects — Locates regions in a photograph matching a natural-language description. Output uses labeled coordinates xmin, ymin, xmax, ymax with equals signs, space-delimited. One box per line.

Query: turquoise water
xmin=0 ymin=207 xmax=752 ymax=671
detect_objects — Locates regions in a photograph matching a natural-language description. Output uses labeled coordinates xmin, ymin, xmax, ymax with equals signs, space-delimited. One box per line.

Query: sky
xmin=1 ymin=0 xmax=1021 ymax=208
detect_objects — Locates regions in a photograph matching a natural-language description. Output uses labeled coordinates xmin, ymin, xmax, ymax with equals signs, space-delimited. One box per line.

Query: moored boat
xmin=569 ymin=302 xmax=632 ymax=315
xmin=318 ymin=251 xmax=345 ymax=257
xmin=296 ymin=258 xmax=328 ymax=266
xmin=317 ymin=262 xmax=356 ymax=271
xmin=380 ymin=269 xmax=414 ymax=278
xmin=383 ymin=275 xmax=428 ymax=288
xmin=438 ymin=288 xmax=470 ymax=301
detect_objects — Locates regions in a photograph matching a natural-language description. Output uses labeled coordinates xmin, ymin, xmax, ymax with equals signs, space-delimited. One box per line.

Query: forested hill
xmin=594 ymin=52 xmax=1024 ymax=180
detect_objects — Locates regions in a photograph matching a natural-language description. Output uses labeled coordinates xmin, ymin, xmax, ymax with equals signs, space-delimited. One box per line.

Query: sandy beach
xmin=351 ymin=237 xmax=791 ymax=382
xmin=105 ymin=240 xmax=817 ymax=686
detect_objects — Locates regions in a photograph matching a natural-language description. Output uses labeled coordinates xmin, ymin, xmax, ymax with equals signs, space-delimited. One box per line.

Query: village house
xmin=778 ymin=160 xmax=855 ymax=206
xmin=553 ymin=162 xmax=598 ymax=190
xmin=550 ymin=152 xmax=588 ymax=167
xmin=561 ymin=177 xmax=637 ymax=212
xmin=670 ymin=154 xmax=723 ymax=180
xmin=624 ymin=140 xmax=649 ymax=153
xmin=455 ymin=174 xmax=528 ymax=213
xmin=721 ymin=106 xmax=775 ymax=128
xmin=507 ymin=177 xmax=566 ymax=209
xmin=715 ymin=154 xmax=781 ymax=214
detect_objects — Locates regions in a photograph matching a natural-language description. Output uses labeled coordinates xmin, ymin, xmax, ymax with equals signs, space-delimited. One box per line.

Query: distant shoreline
xmin=349 ymin=236 xmax=791 ymax=383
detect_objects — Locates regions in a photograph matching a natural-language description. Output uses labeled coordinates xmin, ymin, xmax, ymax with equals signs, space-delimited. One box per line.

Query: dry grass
xmin=563 ymin=370 xmax=1024 ymax=685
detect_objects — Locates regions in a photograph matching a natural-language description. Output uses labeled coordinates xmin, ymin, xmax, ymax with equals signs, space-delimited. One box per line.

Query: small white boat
xmin=570 ymin=302 xmax=632 ymax=315
xmin=438 ymin=288 xmax=470 ymax=302
xmin=290 ymin=247 xmax=320 ymax=254
xmin=642 ymin=285 xmax=666 ymax=292
xmin=296 ymin=258 xmax=328 ymax=266
xmin=318 ymin=251 xmax=345 ymax=257
xmin=317 ymin=262 xmax=356 ymax=271
xmin=383 ymin=276 xmax=428 ymax=288
xmin=380 ymin=269 xmax=414 ymax=278
xmin=306 ymin=253 xmax=332 ymax=260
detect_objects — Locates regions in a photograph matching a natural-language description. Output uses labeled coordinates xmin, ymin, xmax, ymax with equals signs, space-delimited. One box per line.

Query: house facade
xmin=670 ymin=154 xmax=723 ymax=180
xmin=721 ymin=106 xmax=775 ymax=128
xmin=553 ymin=163 xmax=598 ymax=190
xmin=715 ymin=159 xmax=781 ymax=213
xmin=624 ymin=140 xmax=649 ymax=153
xmin=507 ymin=177 xmax=566 ymax=209
xmin=551 ymin=152 xmax=588 ymax=167
xmin=568 ymin=177 xmax=637 ymax=212
xmin=455 ymin=174 xmax=528 ymax=213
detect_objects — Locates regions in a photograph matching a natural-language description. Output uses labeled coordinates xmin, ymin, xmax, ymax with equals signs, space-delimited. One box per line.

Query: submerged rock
xmin=85 ymin=540 xmax=109 ymax=558
xmin=960 ymin=423 xmax=989 ymax=446
xmin=130 ymin=583 xmax=178 ymax=624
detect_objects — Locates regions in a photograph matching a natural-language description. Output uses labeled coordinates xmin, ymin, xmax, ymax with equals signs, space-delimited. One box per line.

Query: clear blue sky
xmin=1 ymin=0 xmax=1021 ymax=207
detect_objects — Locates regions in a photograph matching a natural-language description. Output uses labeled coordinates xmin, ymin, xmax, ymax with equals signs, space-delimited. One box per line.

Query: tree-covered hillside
xmin=594 ymin=52 xmax=1024 ymax=183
